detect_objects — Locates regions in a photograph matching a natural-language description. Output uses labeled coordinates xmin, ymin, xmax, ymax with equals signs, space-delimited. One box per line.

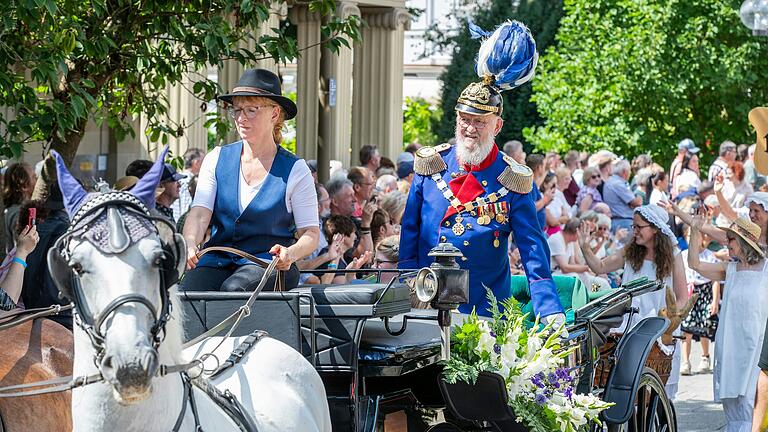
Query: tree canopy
xmin=526 ymin=0 xmax=768 ymax=167
xmin=0 ymin=0 xmax=360 ymax=164
xmin=428 ymin=0 xmax=564 ymax=148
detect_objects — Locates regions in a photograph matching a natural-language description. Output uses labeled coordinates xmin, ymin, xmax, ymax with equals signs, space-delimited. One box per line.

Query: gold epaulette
xmin=498 ymin=153 xmax=533 ymax=194
xmin=414 ymin=143 xmax=451 ymax=176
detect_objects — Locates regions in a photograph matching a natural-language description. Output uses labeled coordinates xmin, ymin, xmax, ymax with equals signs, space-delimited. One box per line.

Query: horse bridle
xmin=47 ymin=191 xmax=183 ymax=364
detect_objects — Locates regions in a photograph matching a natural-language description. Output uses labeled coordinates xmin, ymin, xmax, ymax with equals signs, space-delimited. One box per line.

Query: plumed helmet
xmin=455 ymin=20 xmax=539 ymax=117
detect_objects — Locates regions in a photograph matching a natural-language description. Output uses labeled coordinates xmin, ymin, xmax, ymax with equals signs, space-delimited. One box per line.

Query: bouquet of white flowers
xmin=442 ymin=292 xmax=613 ymax=432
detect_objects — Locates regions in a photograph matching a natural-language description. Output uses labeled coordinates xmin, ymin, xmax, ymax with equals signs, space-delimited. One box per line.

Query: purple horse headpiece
xmin=52 ymin=146 xmax=169 ymax=218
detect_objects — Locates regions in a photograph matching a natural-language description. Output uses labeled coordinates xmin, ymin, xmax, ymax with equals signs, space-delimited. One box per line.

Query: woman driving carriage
xmin=578 ymin=204 xmax=688 ymax=400
xmin=181 ymin=69 xmax=319 ymax=292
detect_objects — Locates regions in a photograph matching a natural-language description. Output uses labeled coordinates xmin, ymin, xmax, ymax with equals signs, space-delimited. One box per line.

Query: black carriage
xmin=178 ymin=248 xmax=677 ymax=432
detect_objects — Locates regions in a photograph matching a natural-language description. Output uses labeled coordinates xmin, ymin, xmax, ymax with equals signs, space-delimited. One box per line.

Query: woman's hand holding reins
xmin=270 ymin=244 xmax=296 ymax=271
xmin=186 ymin=244 xmax=200 ymax=270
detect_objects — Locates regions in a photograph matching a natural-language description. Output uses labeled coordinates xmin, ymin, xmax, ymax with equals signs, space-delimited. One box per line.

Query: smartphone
xmin=27 ymin=208 xmax=36 ymax=227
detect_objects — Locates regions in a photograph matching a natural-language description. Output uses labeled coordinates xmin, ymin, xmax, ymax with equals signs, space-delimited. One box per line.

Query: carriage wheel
xmin=601 ymin=367 xmax=676 ymax=432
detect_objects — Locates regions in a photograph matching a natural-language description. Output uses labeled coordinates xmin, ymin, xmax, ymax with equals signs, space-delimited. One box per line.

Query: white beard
xmin=455 ymin=134 xmax=495 ymax=167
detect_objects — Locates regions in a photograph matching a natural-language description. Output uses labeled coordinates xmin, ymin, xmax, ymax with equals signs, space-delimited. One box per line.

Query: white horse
xmin=51 ymin=148 xmax=331 ymax=432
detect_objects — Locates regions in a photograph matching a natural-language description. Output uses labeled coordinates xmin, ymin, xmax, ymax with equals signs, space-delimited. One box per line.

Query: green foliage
xmin=526 ymin=0 xmax=768 ymax=168
xmin=281 ymin=90 xmax=298 ymax=154
xmin=429 ymin=0 xmax=565 ymax=148
xmin=0 ymin=0 xmax=360 ymax=163
xmin=403 ymin=96 xmax=442 ymax=147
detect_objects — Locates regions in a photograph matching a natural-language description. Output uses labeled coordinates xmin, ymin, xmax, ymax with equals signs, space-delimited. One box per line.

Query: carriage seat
xmin=509 ymin=275 xmax=614 ymax=324
xmin=293 ymin=283 xmax=411 ymax=318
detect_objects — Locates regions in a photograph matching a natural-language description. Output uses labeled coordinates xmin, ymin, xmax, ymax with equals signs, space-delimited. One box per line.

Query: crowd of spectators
xmin=515 ymin=138 xmax=768 ymax=429
xmin=2 ymin=134 xmax=768 ymax=428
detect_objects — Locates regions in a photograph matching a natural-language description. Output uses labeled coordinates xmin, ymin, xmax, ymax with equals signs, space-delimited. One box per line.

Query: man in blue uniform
xmin=398 ymin=20 xmax=564 ymax=324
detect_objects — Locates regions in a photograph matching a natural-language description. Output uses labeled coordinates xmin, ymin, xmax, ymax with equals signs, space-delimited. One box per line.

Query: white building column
xmin=351 ymin=7 xmax=411 ymax=163
xmin=218 ymin=4 xmax=281 ymax=143
xmin=318 ymin=2 xmax=359 ymax=173
xmin=291 ymin=5 xmax=322 ymax=167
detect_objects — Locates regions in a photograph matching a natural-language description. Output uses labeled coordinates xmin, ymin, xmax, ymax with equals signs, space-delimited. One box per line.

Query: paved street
xmin=675 ymin=342 xmax=726 ymax=431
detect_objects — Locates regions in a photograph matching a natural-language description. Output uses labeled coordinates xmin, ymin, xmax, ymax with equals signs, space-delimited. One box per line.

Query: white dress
xmin=618 ymin=254 xmax=681 ymax=400
xmin=714 ymin=261 xmax=768 ymax=402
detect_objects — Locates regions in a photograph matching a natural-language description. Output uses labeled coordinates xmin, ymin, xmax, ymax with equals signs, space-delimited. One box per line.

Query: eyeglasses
xmin=373 ymin=259 xmax=398 ymax=267
xmin=632 ymin=223 xmax=652 ymax=231
xmin=590 ymin=175 xmax=600 ymax=179
xmin=227 ymin=105 xmax=274 ymax=120
xmin=597 ymin=226 xmax=608 ymax=231
xmin=457 ymin=116 xmax=490 ymax=130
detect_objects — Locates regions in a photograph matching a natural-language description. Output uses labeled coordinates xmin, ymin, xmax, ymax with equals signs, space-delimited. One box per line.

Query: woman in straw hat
xmin=688 ymin=216 xmax=768 ymax=432
xmin=181 ymin=69 xmax=319 ymax=292
xmin=579 ymin=204 xmax=689 ymax=400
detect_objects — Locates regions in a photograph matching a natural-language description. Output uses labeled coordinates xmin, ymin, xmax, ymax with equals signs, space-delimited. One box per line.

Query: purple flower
xmin=490 ymin=330 xmax=497 ymax=338
xmin=556 ymin=367 xmax=574 ymax=382
xmin=548 ymin=372 xmax=558 ymax=384
xmin=564 ymin=387 xmax=573 ymax=400
xmin=493 ymin=344 xmax=501 ymax=354
xmin=530 ymin=373 xmax=545 ymax=389
xmin=534 ymin=393 xmax=548 ymax=405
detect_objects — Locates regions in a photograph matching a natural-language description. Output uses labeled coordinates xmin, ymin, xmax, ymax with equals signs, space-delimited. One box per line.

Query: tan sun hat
xmin=115 ymin=175 xmax=164 ymax=199
xmin=114 ymin=176 xmax=139 ymax=191
xmin=749 ymin=107 xmax=768 ymax=176
xmin=718 ymin=216 xmax=765 ymax=257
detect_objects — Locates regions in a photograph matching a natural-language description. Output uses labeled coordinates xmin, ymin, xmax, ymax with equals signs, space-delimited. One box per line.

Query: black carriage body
xmin=178 ymin=277 xmax=678 ymax=432
xmin=179 ymin=283 xmax=447 ymax=432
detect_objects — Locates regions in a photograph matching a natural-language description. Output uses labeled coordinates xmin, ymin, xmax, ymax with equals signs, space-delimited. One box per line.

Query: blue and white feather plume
xmin=469 ymin=20 xmax=538 ymax=91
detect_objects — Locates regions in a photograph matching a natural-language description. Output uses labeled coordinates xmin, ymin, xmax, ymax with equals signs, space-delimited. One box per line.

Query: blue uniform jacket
xmin=398 ymin=145 xmax=564 ymax=318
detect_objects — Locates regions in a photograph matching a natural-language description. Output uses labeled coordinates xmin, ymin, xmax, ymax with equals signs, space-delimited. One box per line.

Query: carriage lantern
xmin=415 ymin=243 xmax=469 ymax=359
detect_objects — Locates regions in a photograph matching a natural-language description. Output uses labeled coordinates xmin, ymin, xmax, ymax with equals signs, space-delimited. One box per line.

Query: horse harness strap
xmin=209 ymin=330 xmax=269 ymax=380
xmin=0 ymin=304 xmax=73 ymax=331
xmin=0 ymin=360 xmax=201 ymax=398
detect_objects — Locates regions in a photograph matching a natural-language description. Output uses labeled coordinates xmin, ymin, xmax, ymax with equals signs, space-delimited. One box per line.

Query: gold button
xmin=461 ymin=257 xmax=468 ymax=261
xmin=440 ymin=236 xmax=447 ymax=242
xmin=445 ymin=221 xmax=450 ymax=227
xmin=471 ymin=211 xmax=477 ymax=216
xmin=482 ymin=180 xmax=488 ymax=186
xmin=466 ymin=223 xmax=472 ymax=229
xmin=451 ymin=172 xmax=458 ymax=178
xmin=463 ymin=241 xmax=469 ymax=246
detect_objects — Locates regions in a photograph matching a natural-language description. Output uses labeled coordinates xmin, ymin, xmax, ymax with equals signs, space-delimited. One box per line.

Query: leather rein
xmin=0 ymin=244 xmax=279 ymax=400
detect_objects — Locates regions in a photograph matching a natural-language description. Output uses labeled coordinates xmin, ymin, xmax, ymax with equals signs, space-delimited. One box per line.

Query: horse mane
xmin=160 ymin=285 xmax=186 ymax=363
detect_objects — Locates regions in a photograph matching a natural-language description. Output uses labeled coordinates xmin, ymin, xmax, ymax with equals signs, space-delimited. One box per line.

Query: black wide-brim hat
xmin=217 ymin=69 xmax=297 ymax=120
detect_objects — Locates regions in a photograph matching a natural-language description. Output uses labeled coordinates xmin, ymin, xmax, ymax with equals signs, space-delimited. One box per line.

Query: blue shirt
xmin=603 ymin=174 xmax=636 ymax=219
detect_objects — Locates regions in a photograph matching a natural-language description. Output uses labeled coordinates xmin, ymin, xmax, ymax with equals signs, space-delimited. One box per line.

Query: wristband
xmin=360 ymin=226 xmax=371 ymax=230
xmin=12 ymin=257 xmax=27 ymax=268
xmin=327 ymin=263 xmax=338 ymax=269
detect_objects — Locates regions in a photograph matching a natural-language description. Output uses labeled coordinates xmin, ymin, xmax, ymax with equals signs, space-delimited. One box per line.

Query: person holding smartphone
xmin=0 ymin=221 xmax=39 ymax=313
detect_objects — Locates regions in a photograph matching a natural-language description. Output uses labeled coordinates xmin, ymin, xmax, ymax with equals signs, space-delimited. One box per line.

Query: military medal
xmin=493 ymin=231 xmax=500 ymax=248
xmin=452 ymin=215 xmax=465 ymax=236
xmin=494 ymin=203 xmax=505 ymax=223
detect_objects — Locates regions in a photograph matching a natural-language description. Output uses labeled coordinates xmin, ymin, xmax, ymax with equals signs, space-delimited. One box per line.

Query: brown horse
xmin=0 ymin=319 xmax=73 ymax=432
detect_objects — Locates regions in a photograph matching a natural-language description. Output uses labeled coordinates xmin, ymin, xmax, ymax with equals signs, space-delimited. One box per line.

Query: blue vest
xmin=197 ymin=142 xmax=298 ymax=268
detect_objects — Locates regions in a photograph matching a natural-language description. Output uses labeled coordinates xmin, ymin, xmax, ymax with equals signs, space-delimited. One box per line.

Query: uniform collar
xmin=461 ymin=144 xmax=498 ymax=172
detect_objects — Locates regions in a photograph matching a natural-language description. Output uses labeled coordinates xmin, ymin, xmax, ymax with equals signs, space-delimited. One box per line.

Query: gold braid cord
xmin=497 ymin=154 xmax=533 ymax=194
